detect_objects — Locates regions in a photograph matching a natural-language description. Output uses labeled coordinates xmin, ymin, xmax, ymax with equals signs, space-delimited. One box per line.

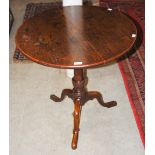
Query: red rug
xmin=100 ymin=0 xmax=145 ymax=146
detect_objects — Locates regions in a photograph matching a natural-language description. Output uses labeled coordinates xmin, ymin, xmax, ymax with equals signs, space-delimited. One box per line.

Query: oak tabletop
xmin=15 ymin=6 xmax=137 ymax=68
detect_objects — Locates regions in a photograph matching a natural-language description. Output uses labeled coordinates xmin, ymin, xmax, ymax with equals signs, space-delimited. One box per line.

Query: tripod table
xmin=15 ymin=6 xmax=137 ymax=150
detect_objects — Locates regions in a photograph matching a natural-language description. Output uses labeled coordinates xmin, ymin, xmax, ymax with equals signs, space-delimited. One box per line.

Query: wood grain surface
xmin=16 ymin=6 xmax=137 ymax=68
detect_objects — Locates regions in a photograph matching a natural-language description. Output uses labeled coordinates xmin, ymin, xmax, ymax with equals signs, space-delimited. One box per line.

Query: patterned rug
xmin=100 ymin=0 xmax=145 ymax=145
xmin=14 ymin=1 xmax=145 ymax=145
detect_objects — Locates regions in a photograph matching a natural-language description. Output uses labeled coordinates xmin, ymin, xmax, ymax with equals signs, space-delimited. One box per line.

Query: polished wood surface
xmin=15 ymin=6 xmax=137 ymax=150
xmin=16 ymin=6 xmax=137 ymax=68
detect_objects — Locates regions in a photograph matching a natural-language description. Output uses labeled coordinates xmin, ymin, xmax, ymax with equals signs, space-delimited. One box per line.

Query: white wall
xmin=63 ymin=0 xmax=82 ymax=6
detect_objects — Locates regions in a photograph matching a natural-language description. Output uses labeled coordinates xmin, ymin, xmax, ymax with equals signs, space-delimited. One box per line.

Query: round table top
xmin=16 ymin=6 xmax=137 ymax=69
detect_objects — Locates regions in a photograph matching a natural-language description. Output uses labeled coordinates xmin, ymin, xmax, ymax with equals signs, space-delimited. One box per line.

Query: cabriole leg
xmin=71 ymin=99 xmax=81 ymax=150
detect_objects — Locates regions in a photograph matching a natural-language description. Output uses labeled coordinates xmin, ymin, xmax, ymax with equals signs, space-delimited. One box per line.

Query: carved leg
xmin=50 ymin=89 xmax=73 ymax=102
xmin=86 ymin=91 xmax=117 ymax=108
xmin=71 ymin=99 xmax=81 ymax=150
